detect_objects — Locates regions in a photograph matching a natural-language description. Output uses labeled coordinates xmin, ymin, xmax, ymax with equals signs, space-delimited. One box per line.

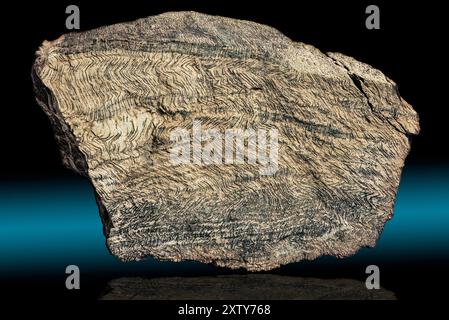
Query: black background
xmin=0 ymin=0 xmax=447 ymax=180
xmin=0 ymin=0 xmax=447 ymax=311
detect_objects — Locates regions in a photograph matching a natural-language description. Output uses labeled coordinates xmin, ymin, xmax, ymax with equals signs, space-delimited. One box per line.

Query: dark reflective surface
xmin=100 ymin=274 xmax=396 ymax=300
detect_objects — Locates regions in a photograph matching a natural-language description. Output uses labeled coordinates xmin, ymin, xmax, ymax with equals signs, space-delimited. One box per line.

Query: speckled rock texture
xmin=32 ymin=11 xmax=419 ymax=271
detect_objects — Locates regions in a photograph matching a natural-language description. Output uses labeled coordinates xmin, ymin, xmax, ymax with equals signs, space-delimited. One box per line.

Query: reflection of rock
xmin=100 ymin=275 xmax=396 ymax=300
xmin=33 ymin=11 xmax=419 ymax=271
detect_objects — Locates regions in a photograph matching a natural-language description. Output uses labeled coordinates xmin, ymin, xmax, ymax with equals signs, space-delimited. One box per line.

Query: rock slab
xmin=32 ymin=11 xmax=419 ymax=271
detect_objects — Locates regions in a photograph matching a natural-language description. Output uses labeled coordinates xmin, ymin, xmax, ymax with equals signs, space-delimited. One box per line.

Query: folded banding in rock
xmin=32 ymin=11 xmax=419 ymax=271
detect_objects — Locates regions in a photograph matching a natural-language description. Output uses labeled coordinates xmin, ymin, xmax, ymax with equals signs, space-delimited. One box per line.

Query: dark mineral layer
xmin=100 ymin=275 xmax=396 ymax=300
xmin=32 ymin=11 xmax=419 ymax=270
